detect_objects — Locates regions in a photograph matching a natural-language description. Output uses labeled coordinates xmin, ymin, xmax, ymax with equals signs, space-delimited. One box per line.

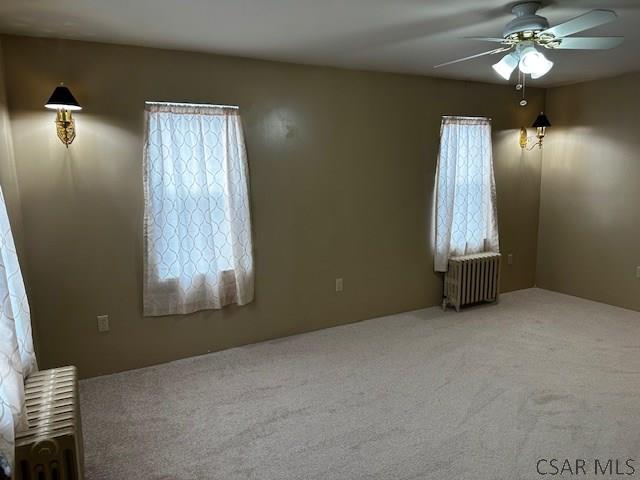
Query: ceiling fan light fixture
xmin=492 ymin=52 xmax=519 ymax=80
xmin=530 ymin=57 xmax=554 ymax=78
xmin=517 ymin=44 xmax=544 ymax=73
xmin=517 ymin=42 xmax=554 ymax=77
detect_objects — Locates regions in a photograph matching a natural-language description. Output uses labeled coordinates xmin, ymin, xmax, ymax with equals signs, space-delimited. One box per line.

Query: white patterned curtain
xmin=0 ymin=184 xmax=37 ymax=477
xmin=434 ymin=116 xmax=499 ymax=272
xmin=143 ymin=103 xmax=254 ymax=316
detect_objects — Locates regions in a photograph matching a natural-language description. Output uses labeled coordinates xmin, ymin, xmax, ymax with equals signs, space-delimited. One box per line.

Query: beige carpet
xmin=80 ymin=288 xmax=640 ymax=479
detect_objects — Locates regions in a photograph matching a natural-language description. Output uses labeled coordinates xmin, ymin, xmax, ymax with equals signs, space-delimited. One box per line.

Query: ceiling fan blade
xmin=464 ymin=37 xmax=509 ymax=43
xmin=434 ymin=47 xmax=511 ymax=68
xmin=551 ymin=36 xmax=624 ymax=49
xmin=539 ymin=9 xmax=617 ymax=39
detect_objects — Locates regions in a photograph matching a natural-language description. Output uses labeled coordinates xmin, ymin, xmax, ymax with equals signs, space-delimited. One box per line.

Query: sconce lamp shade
xmin=45 ymin=85 xmax=82 ymax=111
xmin=532 ymin=112 xmax=551 ymax=128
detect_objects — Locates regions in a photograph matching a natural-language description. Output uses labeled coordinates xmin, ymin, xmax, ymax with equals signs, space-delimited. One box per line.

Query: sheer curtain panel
xmin=434 ymin=116 xmax=499 ymax=272
xmin=0 ymin=185 xmax=37 ymax=477
xmin=143 ymin=103 xmax=254 ymax=316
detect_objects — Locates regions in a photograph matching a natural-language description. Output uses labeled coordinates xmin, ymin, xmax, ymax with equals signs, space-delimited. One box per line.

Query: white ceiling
xmin=1 ymin=0 xmax=639 ymax=86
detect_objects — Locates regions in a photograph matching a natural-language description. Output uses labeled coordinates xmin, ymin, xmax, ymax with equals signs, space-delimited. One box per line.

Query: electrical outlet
xmin=636 ymin=266 xmax=640 ymax=279
xmin=335 ymin=278 xmax=343 ymax=292
xmin=97 ymin=315 xmax=110 ymax=333
xmin=507 ymin=254 xmax=514 ymax=265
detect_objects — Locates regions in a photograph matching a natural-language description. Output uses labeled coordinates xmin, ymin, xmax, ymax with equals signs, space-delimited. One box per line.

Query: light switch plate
xmin=335 ymin=278 xmax=343 ymax=292
xmin=97 ymin=315 xmax=110 ymax=333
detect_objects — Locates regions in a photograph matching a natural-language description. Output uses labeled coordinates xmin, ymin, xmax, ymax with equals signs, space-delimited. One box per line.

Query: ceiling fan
xmin=435 ymin=2 xmax=623 ymax=80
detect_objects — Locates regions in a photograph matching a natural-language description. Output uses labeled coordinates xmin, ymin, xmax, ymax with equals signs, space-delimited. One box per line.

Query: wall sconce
xmin=45 ymin=83 xmax=82 ymax=147
xmin=520 ymin=112 xmax=552 ymax=150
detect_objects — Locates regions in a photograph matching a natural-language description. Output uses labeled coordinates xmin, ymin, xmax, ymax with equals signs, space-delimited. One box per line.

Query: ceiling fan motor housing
xmin=503 ymin=2 xmax=550 ymax=38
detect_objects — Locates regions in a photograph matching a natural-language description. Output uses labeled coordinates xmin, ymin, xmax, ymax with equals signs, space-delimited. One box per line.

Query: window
xmin=434 ymin=116 xmax=499 ymax=272
xmin=143 ymin=102 xmax=254 ymax=316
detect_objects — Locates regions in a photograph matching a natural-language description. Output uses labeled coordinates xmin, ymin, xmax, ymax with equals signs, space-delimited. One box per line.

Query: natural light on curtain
xmin=143 ymin=102 xmax=254 ymax=316
xmin=0 ymin=185 xmax=37 ymax=477
xmin=434 ymin=116 xmax=499 ymax=272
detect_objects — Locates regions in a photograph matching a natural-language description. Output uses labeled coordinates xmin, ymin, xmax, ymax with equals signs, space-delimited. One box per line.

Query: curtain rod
xmin=145 ymin=101 xmax=239 ymax=109
xmin=442 ymin=115 xmax=492 ymax=120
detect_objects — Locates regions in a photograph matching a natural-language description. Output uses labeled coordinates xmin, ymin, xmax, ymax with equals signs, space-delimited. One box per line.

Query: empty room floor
xmin=80 ymin=288 xmax=640 ymax=479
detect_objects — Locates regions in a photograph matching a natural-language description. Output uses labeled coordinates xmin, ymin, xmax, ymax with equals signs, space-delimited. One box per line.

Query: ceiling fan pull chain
xmin=520 ymin=72 xmax=528 ymax=107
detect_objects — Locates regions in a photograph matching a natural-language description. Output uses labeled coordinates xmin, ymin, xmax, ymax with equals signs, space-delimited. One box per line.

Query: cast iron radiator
xmin=444 ymin=252 xmax=501 ymax=311
xmin=15 ymin=366 xmax=84 ymax=480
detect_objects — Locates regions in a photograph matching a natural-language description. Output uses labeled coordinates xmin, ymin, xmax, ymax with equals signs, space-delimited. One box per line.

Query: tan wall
xmin=1 ymin=35 xmax=544 ymax=377
xmin=537 ymin=72 xmax=640 ymax=311
xmin=0 ymin=41 xmax=26 ymax=262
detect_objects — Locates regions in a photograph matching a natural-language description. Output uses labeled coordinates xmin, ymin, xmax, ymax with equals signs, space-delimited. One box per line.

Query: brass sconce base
xmin=519 ymin=127 xmax=545 ymax=150
xmin=519 ymin=127 xmax=528 ymax=149
xmin=55 ymin=109 xmax=76 ymax=147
